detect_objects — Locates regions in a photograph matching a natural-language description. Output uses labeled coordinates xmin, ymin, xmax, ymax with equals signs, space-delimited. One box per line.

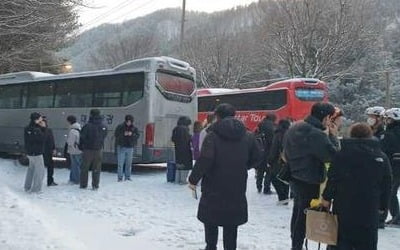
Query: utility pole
xmin=385 ymin=71 xmax=391 ymax=108
xmin=180 ymin=0 xmax=186 ymax=57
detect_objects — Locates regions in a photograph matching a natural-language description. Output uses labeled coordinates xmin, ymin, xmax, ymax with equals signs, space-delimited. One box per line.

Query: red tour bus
xmin=198 ymin=78 xmax=328 ymax=131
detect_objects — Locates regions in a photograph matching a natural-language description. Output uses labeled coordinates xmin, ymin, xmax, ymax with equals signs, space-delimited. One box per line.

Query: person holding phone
xmin=24 ymin=112 xmax=47 ymax=193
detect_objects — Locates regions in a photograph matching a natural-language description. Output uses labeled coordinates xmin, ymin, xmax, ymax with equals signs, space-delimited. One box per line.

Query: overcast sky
xmin=79 ymin=0 xmax=258 ymax=30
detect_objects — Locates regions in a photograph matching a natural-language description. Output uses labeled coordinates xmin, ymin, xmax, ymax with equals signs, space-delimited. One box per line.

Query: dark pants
xmin=256 ymin=165 xmax=272 ymax=192
xmin=382 ymin=174 xmax=400 ymax=223
xmin=204 ymin=224 xmax=238 ymax=250
xmin=80 ymin=150 xmax=103 ymax=189
xmin=389 ymin=175 xmax=400 ymax=219
xmin=290 ymin=180 xmax=319 ymax=250
xmin=271 ymin=175 xmax=289 ymax=201
xmin=335 ymin=227 xmax=377 ymax=250
xmin=44 ymin=154 xmax=54 ymax=185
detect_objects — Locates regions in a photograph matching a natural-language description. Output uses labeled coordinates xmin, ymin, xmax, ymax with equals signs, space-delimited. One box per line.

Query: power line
xmin=80 ymin=0 xmax=142 ymax=30
xmin=114 ymin=0 xmax=159 ymax=22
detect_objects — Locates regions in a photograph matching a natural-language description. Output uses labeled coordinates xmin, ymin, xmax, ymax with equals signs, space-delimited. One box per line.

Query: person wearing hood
xmin=283 ymin=102 xmax=337 ymax=250
xmin=381 ymin=108 xmax=400 ymax=226
xmin=172 ymin=116 xmax=193 ymax=169
xmin=321 ymin=123 xmax=392 ymax=250
xmin=172 ymin=116 xmax=193 ymax=184
xmin=188 ymin=103 xmax=260 ymax=250
xmin=24 ymin=112 xmax=46 ymax=193
xmin=79 ymin=109 xmax=107 ymax=190
xmin=66 ymin=115 xmax=82 ymax=185
xmin=42 ymin=117 xmax=57 ymax=186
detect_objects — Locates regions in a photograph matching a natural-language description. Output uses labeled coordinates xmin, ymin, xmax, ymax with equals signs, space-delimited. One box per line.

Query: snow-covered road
xmin=0 ymin=159 xmax=398 ymax=250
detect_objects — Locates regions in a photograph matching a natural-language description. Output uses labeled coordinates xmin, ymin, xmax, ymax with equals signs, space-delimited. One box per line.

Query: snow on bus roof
xmin=197 ymin=88 xmax=240 ymax=95
xmin=0 ymin=57 xmax=195 ymax=85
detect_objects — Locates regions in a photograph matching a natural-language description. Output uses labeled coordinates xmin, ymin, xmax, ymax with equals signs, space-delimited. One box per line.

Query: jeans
xmin=24 ymin=155 xmax=45 ymax=193
xmin=204 ymin=224 xmax=238 ymax=250
xmin=69 ymin=154 xmax=82 ymax=184
xmin=117 ymin=146 xmax=134 ymax=180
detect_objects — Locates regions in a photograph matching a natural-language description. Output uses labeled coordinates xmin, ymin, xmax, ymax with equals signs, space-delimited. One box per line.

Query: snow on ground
xmin=0 ymin=159 xmax=398 ymax=250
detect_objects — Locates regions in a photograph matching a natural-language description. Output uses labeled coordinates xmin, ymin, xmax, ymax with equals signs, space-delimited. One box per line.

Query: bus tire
xmin=18 ymin=155 xmax=29 ymax=166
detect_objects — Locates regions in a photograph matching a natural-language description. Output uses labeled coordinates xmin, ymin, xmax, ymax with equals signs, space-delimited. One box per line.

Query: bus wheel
xmin=18 ymin=155 xmax=29 ymax=166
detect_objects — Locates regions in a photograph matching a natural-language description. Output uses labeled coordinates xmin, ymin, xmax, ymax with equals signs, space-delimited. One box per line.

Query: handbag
xmin=306 ymin=208 xmax=338 ymax=247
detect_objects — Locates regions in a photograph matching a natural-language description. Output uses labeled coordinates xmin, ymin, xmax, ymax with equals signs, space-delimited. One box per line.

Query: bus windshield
xmin=295 ymin=88 xmax=325 ymax=101
xmin=156 ymin=71 xmax=195 ymax=102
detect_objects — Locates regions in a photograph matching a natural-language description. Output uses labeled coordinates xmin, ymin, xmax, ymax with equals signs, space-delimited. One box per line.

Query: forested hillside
xmin=61 ymin=0 xmax=400 ymax=120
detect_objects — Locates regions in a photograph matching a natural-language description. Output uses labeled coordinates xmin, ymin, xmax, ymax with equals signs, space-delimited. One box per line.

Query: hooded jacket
xmin=256 ymin=118 xmax=275 ymax=163
xmin=188 ymin=117 xmax=260 ymax=226
xmin=268 ymin=120 xmax=290 ymax=174
xmin=382 ymin=121 xmax=400 ymax=176
xmin=284 ymin=115 xmax=336 ymax=184
xmin=67 ymin=122 xmax=82 ymax=155
xmin=171 ymin=124 xmax=193 ymax=169
xmin=24 ymin=122 xmax=46 ymax=156
xmin=79 ymin=115 xmax=107 ymax=151
xmin=323 ymin=138 xmax=392 ymax=230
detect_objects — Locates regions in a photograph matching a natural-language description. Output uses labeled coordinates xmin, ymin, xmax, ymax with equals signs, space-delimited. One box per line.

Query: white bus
xmin=0 ymin=57 xmax=197 ymax=164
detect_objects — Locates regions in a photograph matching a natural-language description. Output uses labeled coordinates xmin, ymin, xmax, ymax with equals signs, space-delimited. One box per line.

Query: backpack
xmin=255 ymin=132 xmax=268 ymax=154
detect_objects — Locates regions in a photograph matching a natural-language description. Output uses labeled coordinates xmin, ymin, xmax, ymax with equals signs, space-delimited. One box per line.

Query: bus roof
xmin=0 ymin=56 xmax=194 ymax=86
xmin=198 ymin=78 xmax=324 ymax=97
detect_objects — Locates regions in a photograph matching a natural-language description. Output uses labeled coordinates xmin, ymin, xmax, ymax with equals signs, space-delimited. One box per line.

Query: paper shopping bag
xmin=306 ymin=209 xmax=338 ymax=246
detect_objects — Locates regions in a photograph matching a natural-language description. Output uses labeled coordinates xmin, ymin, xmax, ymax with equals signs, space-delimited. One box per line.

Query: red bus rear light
xmin=145 ymin=123 xmax=155 ymax=147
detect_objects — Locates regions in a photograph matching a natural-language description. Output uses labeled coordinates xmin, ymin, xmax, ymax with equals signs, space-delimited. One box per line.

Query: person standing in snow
xmin=381 ymin=108 xmax=400 ymax=226
xmin=79 ymin=109 xmax=107 ymax=190
xmin=24 ymin=112 xmax=47 ymax=193
xmin=255 ymin=114 xmax=276 ymax=194
xmin=66 ymin=115 xmax=82 ymax=185
xmin=42 ymin=117 xmax=57 ymax=186
xmin=172 ymin=116 xmax=193 ymax=170
xmin=321 ymin=123 xmax=392 ymax=250
xmin=114 ymin=115 xmax=140 ymax=182
xmin=188 ymin=103 xmax=260 ymax=250
xmin=283 ymin=102 xmax=337 ymax=250
xmin=268 ymin=119 xmax=291 ymax=205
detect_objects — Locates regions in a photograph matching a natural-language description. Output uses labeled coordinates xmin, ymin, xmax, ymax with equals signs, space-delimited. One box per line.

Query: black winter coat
xmin=284 ymin=116 xmax=336 ymax=184
xmin=24 ymin=122 xmax=46 ymax=156
xmin=80 ymin=115 xmax=108 ymax=151
xmin=381 ymin=122 xmax=400 ymax=177
xmin=268 ymin=125 xmax=289 ymax=175
xmin=322 ymin=139 xmax=392 ymax=230
xmin=172 ymin=125 xmax=193 ymax=169
xmin=43 ymin=128 xmax=56 ymax=166
xmin=256 ymin=119 xmax=275 ymax=163
xmin=188 ymin=117 xmax=260 ymax=226
xmin=115 ymin=123 xmax=140 ymax=148
xmin=374 ymin=125 xmax=385 ymax=141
